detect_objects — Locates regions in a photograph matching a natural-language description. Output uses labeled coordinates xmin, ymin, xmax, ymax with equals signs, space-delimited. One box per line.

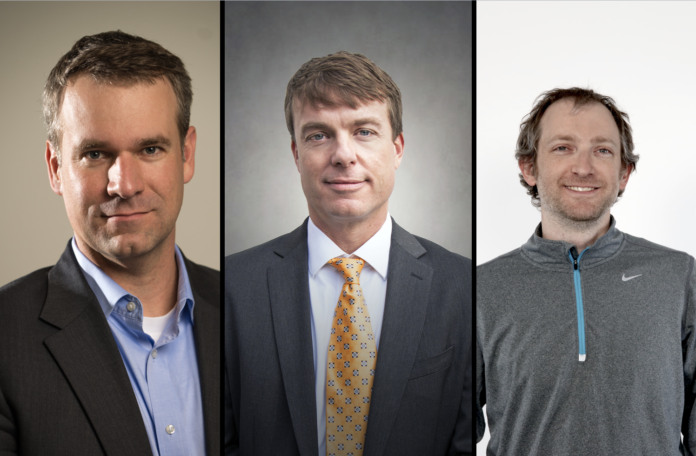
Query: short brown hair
xmin=284 ymin=51 xmax=402 ymax=141
xmin=43 ymin=30 xmax=192 ymax=163
xmin=516 ymin=87 xmax=639 ymax=207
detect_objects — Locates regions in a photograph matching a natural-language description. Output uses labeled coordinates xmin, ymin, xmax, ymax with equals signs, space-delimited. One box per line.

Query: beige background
xmin=0 ymin=2 xmax=220 ymax=287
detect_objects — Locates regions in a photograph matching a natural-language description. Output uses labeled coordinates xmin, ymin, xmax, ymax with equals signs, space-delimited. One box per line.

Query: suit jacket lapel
xmin=267 ymin=221 xmax=319 ymax=456
xmin=364 ymin=221 xmax=433 ymax=456
xmin=189 ymin=260 xmax=220 ymax=456
xmin=40 ymin=243 xmax=151 ymax=456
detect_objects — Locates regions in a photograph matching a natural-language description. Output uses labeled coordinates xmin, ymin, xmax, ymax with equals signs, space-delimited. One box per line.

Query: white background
xmin=478 ymin=1 xmax=696 ymax=452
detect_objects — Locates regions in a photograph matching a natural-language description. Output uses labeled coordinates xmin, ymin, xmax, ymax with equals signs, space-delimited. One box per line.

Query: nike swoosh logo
xmin=622 ymin=274 xmax=642 ymax=281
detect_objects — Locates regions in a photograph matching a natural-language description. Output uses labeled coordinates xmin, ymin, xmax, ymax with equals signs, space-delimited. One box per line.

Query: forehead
xmin=293 ymin=97 xmax=389 ymax=128
xmin=539 ymin=99 xmax=620 ymax=143
xmin=59 ymin=76 xmax=178 ymax=147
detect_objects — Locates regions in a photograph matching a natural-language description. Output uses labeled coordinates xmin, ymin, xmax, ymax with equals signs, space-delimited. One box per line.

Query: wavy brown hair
xmin=516 ymin=87 xmax=639 ymax=207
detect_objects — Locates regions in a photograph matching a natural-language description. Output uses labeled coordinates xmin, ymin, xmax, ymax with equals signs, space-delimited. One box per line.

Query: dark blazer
xmin=224 ymin=219 xmax=472 ymax=456
xmin=0 ymin=242 xmax=220 ymax=456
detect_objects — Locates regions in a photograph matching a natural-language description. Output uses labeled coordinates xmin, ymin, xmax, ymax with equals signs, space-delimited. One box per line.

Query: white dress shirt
xmin=307 ymin=214 xmax=392 ymax=456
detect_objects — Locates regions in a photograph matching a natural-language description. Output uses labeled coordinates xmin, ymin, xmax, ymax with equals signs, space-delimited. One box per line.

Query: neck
xmin=76 ymin=236 xmax=179 ymax=317
xmin=540 ymin=210 xmax=612 ymax=252
xmin=309 ymin=207 xmax=388 ymax=254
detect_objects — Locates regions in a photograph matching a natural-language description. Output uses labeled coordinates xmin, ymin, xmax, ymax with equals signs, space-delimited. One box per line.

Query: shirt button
xmin=151 ymin=349 xmax=157 ymax=359
xmin=166 ymin=425 xmax=175 ymax=435
xmin=126 ymin=302 xmax=136 ymax=312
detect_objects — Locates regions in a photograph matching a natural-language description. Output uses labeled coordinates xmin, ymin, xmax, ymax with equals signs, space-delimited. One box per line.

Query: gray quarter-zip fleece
xmin=477 ymin=218 xmax=696 ymax=456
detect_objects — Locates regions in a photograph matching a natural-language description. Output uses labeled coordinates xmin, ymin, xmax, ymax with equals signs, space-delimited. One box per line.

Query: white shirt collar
xmin=307 ymin=214 xmax=392 ymax=280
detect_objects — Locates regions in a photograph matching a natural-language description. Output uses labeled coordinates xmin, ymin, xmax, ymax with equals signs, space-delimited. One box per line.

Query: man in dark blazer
xmin=0 ymin=31 xmax=219 ymax=455
xmin=225 ymin=52 xmax=472 ymax=455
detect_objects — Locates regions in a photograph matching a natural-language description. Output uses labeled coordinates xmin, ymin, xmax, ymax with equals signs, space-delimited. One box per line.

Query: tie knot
xmin=327 ymin=257 xmax=365 ymax=284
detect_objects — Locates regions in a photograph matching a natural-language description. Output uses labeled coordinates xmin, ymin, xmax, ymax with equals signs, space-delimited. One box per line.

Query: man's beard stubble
xmin=537 ymin=180 xmax=618 ymax=232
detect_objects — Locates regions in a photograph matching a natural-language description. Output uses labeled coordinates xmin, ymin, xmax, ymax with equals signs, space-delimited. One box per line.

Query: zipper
xmin=568 ymin=248 xmax=589 ymax=362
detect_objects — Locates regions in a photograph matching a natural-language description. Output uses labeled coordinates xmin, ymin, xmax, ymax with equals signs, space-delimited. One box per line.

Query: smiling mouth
xmin=565 ymin=186 xmax=597 ymax=192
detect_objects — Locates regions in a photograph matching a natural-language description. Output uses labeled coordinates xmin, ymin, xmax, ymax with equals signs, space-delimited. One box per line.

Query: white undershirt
xmin=142 ymin=305 xmax=177 ymax=344
xmin=307 ymin=214 xmax=392 ymax=456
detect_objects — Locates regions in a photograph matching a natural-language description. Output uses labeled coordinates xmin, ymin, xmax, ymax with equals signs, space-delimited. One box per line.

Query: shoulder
xmin=0 ymin=266 xmax=53 ymax=335
xmin=412 ymin=234 xmax=471 ymax=274
xmin=225 ymin=224 xmax=306 ymax=276
xmin=391 ymin=220 xmax=470 ymax=271
xmin=185 ymin=258 xmax=219 ymax=284
xmin=0 ymin=266 xmax=52 ymax=304
xmin=184 ymin=257 xmax=220 ymax=307
xmin=476 ymin=247 xmax=523 ymax=272
xmin=614 ymin=231 xmax=695 ymax=276
xmin=623 ymin=233 xmax=692 ymax=258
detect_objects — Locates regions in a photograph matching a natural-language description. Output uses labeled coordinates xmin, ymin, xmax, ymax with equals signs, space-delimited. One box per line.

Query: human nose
xmin=330 ymin=134 xmax=357 ymax=167
xmin=571 ymin=148 xmax=594 ymax=176
xmin=107 ymin=153 xmax=144 ymax=199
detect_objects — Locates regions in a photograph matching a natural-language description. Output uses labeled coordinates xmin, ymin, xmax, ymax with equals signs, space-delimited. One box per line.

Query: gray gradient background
xmin=224 ymin=2 xmax=472 ymax=258
xmin=0 ymin=2 xmax=220 ymax=288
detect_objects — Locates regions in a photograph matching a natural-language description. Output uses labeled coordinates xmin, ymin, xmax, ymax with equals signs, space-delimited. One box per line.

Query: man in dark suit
xmin=225 ymin=51 xmax=472 ymax=455
xmin=0 ymin=31 xmax=219 ymax=455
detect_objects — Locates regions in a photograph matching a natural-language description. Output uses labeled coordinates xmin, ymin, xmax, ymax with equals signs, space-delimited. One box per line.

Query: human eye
xmin=143 ymin=146 xmax=161 ymax=155
xmin=356 ymin=129 xmax=376 ymax=138
xmin=597 ymin=148 xmax=612 ymax=155
xmin=307 ymin=133 xmax=326 ymax=141
xmin=553 ymin=145 xmax=569 ymax=151
xmin=84 ymin=150 xmax=105 ymax=160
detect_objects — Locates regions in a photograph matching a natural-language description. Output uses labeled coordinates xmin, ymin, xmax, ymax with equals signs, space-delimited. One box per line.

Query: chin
xmin=559 ymin=205 xmax=609 ymax=223
xmin=98 ymin=233 xmax=161 ymax=259
xmin=324 ymin=201 xmax=372 ymax=220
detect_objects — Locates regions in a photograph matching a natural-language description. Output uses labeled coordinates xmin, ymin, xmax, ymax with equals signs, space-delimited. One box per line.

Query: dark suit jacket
xmin=224 ymin=219 xmax=472 ymax=456
xmin=0 ymin=242 xmax=220 ymax=456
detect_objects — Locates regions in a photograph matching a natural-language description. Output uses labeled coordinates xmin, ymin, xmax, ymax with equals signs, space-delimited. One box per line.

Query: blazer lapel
xmin=364 ymin=222 xmax=433 ymax=456
xmin=267 ymin=221 xmax=319 ymax=456
xmin=191 ymin=271 xmax=220 ymax=456
xmin=40 ymin=244 xmax=151 ymax=456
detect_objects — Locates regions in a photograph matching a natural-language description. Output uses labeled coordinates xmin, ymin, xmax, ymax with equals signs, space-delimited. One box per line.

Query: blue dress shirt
xmin=72 ymin=238 xmax=206 ymax=456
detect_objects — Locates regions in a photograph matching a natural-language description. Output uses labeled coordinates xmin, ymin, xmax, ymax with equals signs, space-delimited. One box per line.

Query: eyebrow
xmin=589 ymin=136 xmax=618 ymax=146
xmin=351 ymin=117 xmax=383 ymax=128
xmin=75 ymin=139 xmax=109 ymax=153
xmin=74 ymin=135 xmax=172 ymax=153
xmin=546 ymin=134 xmax=618 ymax=146
xmin=134 ymin=135 xmax=172 ymax=149
xmin=300 ymin=122 xmax=334 ymax=139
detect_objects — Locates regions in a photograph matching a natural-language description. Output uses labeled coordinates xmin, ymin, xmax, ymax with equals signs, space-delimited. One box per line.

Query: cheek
xmin=298 ymin=154 xmax=323 ymax=182
xmin=368 ymin=148 xmax=396 ymax=181
xmin=153 ymin=170 xmax=184 ymax=206
xmin=62 ymin=168 xmax=101 ymax=206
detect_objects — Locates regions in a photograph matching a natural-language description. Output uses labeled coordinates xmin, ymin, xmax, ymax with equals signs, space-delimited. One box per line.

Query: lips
xmin=103 ymin=211 xmax=150 ymax=221
xmin=325 ymin=178 xmax=366 ymax=191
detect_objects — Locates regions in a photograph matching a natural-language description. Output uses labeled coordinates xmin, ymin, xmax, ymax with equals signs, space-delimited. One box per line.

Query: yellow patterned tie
xmin=326 ymin=257 xmax=376 ymax=456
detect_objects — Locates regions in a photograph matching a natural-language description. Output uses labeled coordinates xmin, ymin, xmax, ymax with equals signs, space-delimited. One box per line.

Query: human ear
xmin=393 ymin=133 xmax=404 ymax=170
xmin=182 ymin=126 xmax=197 ymax=183
xmin=46 ymin=141 xmax=63 ymax=196
xmin=518 ymin=159 xmax=537 ymax=187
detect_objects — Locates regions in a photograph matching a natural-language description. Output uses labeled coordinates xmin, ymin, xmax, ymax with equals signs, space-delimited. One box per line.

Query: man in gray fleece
xmin=477 ymin=87 xmax=696 ymax=455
